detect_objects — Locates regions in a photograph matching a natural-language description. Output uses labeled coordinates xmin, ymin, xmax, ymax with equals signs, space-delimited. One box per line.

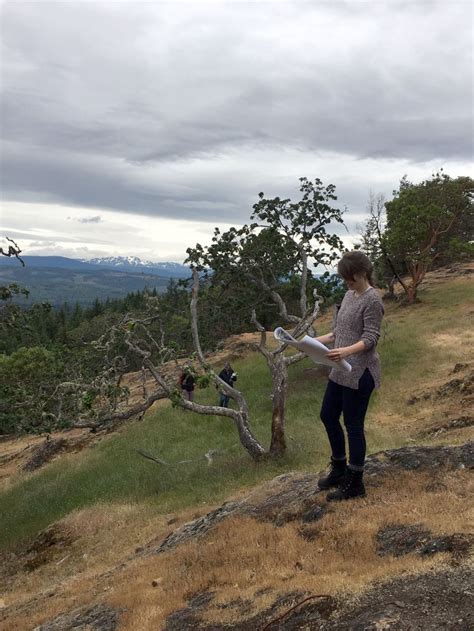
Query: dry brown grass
xmin=101 ymin=469 xmax=472 ymax=630
xmin=0 ymin=501 xmax=207 ymax=630
xmin=4 ymin=468 xmax=469 ymax=630
xmin=366 ymin=276 xmax=473 ymax=444
xmin=0 ymin=429 xmax=96 ymax=493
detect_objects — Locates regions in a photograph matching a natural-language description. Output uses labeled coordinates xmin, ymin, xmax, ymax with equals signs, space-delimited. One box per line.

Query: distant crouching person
xmin=180 ymin=366 xmax=196 ymax=402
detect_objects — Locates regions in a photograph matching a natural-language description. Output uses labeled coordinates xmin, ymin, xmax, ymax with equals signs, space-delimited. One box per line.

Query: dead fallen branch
xmin=136 ymin=448 xmax=226 ymax=467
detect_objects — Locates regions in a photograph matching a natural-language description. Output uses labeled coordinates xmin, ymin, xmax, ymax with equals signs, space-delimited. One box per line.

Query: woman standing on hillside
xmin=315 ymin=251 xmax=384 ymax=501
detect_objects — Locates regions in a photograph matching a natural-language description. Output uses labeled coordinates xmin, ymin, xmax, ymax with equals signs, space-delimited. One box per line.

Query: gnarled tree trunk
xmin=189 ymin=269 xmax=266 ymax=461
xmin=269 ymin=353 xmax=287 ymax=456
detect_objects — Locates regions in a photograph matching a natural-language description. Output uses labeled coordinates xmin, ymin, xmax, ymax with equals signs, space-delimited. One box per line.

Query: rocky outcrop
xmin=407 ymin=367 xmax=474 ymax=405
xmin=376 ymin=523 xmax=473 ymax=559
xmin=156 ymin=500 xmax=243 ymax=553
xmin=34 ymin=603 xmax=120 ymax=631
xmin=316 ymin=565 xmax=474 ymax=631
xmin=22 ymin=524 xmax=73 ymax=572
xmin=154 ymin=442 xmax=473 ymax=554
xmin=363 ymin=442 xmax=473 ymax=475
xmin=419 ymin=415 xmax=474 ymax=438
xmin=22 ymin=438 xmax=68 ymax=472
xmin=163 ymin=566 xmax=474 ymax=630
xmin=163 ymin=589 xmax=338 ymax=631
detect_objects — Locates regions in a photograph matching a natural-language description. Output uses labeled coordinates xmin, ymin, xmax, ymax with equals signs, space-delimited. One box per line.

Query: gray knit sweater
xmin=329 ymin=287 xmax=384 ymax=389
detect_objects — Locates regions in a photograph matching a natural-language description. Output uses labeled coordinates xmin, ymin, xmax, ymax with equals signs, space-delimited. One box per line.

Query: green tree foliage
xmin=186 ymin=177 xmax=345 ymax=456
xmin=186 ymin=177 xmax=345 ymax=326
xmin=0 ymin=346 xmax=65 ymax=433
xmin=0 ymin=283 xmax=30 ymax=341
xmin=383 ymin=171 xmax=473 ymax=303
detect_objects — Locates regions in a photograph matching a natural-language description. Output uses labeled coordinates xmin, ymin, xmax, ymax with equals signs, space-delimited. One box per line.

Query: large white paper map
xmin=274 ymin=327 xmax=352 ymax=373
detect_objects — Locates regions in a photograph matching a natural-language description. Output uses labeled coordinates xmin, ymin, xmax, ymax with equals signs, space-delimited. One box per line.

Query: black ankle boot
xmin=326 ymin=468 xmax=365 ymax=501
xmin=318 ymin=458 xmax=347 ymax=490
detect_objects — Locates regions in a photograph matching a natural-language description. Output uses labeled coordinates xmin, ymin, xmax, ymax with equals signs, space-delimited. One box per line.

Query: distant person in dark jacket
xmin=217 ymin=362 xmax=237 ymax=407
xmin=180 ymin=366 xmax=196 ymax=402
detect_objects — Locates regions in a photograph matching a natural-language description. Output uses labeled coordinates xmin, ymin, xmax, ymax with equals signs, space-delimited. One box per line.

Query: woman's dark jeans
xmin=320 ymin=368 xmax=375 ymax=470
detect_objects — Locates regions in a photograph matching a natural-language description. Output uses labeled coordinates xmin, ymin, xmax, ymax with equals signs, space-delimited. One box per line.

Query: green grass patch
xmin=0 ymin=355 xmax=329 ymax=550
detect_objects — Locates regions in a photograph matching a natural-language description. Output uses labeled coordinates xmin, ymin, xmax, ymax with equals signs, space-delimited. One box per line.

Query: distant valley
xmin=0 ymin=256 xmax=190 ymax=306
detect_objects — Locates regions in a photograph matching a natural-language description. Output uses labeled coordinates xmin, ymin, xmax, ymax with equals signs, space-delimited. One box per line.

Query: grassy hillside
xmin=0 ymin=267 xmax=472 ymax=630
xmin=0 ymin=269 xmax=472 ymax=551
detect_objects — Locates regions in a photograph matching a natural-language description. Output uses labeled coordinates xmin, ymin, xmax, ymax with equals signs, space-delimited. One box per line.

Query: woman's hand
xmin=326 ymin=347 xmax=351 ymax=362
xmin=326 ymin=340 xmax=366 ymax=362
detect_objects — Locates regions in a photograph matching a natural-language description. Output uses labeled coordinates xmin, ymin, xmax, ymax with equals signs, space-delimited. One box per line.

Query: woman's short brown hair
xmin=337 ymin=250 xmax=375 ymax=286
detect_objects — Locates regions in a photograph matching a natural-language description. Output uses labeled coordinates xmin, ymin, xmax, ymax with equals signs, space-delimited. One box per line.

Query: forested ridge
xmin=0 ymin=264 xmax=173 ymax=306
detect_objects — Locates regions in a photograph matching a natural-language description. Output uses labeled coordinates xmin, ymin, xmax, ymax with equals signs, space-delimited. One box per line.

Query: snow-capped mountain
xmin=85 ymin=256 xmax=189 ymax=277
xmin=89 ymin=256 xmax=151 ymax=267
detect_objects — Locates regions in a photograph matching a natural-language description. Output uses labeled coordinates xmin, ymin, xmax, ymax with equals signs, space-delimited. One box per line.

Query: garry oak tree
xmin=186 ymin=177 xmax=345 ymax=456
xmin=384 ymin=171 xmax=474 ymax=303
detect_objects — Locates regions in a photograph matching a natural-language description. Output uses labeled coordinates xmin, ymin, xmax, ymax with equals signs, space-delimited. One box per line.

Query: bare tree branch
xmin=0 ymin=237 xmax=25 ymax=266
xmin=73 ymin=390 xmax=166 ymax=429
xmin=285 ymin=351 xmax=307 ymax=366
xmin=137 ymin=448 xmax=226 ymax=466
xmin=250 ymin=309 xmax=273 ymax=361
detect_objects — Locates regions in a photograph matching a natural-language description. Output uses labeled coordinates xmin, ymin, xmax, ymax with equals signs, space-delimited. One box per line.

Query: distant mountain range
xmin=87 ymin=256 xmax=190 ymax=277
xmin=0 ymin=255 xmax=190 ymax=277
xmin=0 ymin=255 xmax=191 ymax=306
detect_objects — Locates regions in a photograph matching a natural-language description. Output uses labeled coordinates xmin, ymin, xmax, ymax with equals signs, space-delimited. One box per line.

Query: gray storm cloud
xmin=0 ymin=1 xmax=472 ymax=224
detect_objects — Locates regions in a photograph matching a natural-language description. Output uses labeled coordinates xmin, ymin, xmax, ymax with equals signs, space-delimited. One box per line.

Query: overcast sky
xmin=1 ymin=0 xmax=473 ymax=262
